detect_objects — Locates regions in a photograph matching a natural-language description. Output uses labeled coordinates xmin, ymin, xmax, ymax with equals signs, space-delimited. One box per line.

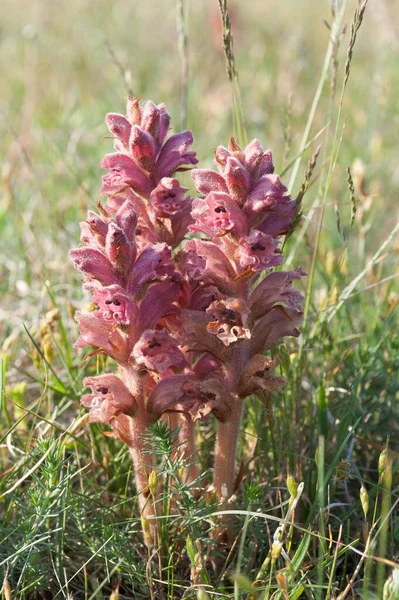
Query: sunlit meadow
xmin=0 ymin=0 xmax=398 ymax=598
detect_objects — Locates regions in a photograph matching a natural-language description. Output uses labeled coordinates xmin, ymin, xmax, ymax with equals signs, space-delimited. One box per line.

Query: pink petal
xmin=224 ymin=156 xmax=250 ymax=204
xmin=206 ymin=297 xmax=252 ymax=346
xmin=92 ymin=285 xmax=138 ymax=325
xmin=81 ymin=374 xmax=136 ymax=423
xmin=74 ymin=311 xmax=130 ymax=362
xmin=129 ymin=126 xmax=156 ymax=172
xmin=238 ymin=230 xmax=283 ymax=272
xmin=147 ymin=374 xmax=231 ymax=423
xmin=245 ymin=174 xmax=290 ymax=220
xmin=257 ymin=201 xmax=296 ymax=236
xmin=140 ymin=100 xmax=160 ymax=139
xmin=132 ymin=329 xmax=187 ymax=373
xmin=191 ymin=169 xmax=228 ymax=195
xmin=105 ymin=113 xmax=132 ymax=148
xmin=115 ymin=200 xmax=138 ymax=241
xmin=138 ymin=281 xmax=180 ymax=331
xmin=183 ymin=238 xmax=236 ymax=292
xmin=158 ymin=103 xmax=171 ymax=146
xmin=70 ymin=248 xmax=120 ymax=286
xmin=189 ymin=191 xmax=248 ymax=238
xmin=150 ymin=178 xmax=188 ymax=218
xmin=101 ymin=153 xmax=150 ymax=194
xmin=156 ymin=131 xmax=198 ymax=179
xmin=250 ymin=267 xmax=306 ymax=320
xmin=251 ymin=305 xmax=303 ymax=356
xmin=237 ymin=355 xmax=286 ymax=397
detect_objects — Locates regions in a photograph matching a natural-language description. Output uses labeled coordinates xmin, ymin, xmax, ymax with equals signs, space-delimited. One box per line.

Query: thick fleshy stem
xmin=179 ymin=417 xmax=200 ymax=485
xmin=128 ymin=417 xmax=158 ymax=547
xmin=212 ymin=281 xmax=250 ymax=503
xmin=213 ymin=398 xmax=244 ymax=500
xmin=120 ymin=368 xmax=158 ymax=546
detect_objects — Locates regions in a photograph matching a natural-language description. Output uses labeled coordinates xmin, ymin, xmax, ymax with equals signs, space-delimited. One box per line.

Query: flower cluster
xmin=71 ymin=98 xmax=305 ymax=544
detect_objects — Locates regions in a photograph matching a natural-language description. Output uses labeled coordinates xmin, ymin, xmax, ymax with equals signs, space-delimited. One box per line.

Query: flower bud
xmin=148 ymin=470 xmax=158 ymax=495
xmin=287 ymin=474 xmax=298 ymax=498
xmin=126 ymin=96 xmax=141 ymax=125
xmin=141 ymin=515 xmax=153 ymax=546
xmin=379 ymin=448 xmax=388 ymax=478
xmin=271 ymin=540 xmax=283 ymax=561
xmin=42 ymin=333 xmax=54 ymax=363
xmin=360 ymin=485 xmax=369 ymax=519
xmin=276 ymin=571 xmax=288 ymax=592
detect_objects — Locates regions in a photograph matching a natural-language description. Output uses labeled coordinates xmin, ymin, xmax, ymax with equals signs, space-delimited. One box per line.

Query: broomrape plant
xmin=70 ymin=97 xmax=305 ymax=546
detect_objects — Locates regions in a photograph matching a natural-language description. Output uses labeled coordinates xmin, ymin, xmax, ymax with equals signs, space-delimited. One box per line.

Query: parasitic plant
xmin=187 ymin=137 xmax=305 ymax=503
xmin=71 ymin=97 xmax=305 ymax=546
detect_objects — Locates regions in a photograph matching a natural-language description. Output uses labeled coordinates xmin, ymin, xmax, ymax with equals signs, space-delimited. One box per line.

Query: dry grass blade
xmin=105 ymin=39 xmax=134 ymax=96
xmin=217 ymin=0 xmax=236 ymax=82
xmin=346 ymin=166 xmax=356 ymax=229
xmin=177 ymin=0 xmax=189 ymax=130
xmin=292 ymin=145 xmax=322 ymax=229
xmin=217 ymin=0 xmax=246 ymax=145
xmin=344 ymin=0 xmax=369 ymax=88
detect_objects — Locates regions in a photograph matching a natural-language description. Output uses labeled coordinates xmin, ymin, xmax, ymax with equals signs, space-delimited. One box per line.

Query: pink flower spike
xmin=133 ymin=329 xmax=187 ymax=374
xmin=238 ymin=230 xmax=283 ymax=272
xmin=81 ymin=374 xmax=137 ymax=423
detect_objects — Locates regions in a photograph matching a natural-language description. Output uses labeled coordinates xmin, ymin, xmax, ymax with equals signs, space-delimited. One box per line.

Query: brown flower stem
xmin=179 ymin=416 xmax=200 ymax=485
xmin=120 ymin=367 xmax=158 ymax=547
xmin=213 ymin=398 xmax=244 ymax=500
